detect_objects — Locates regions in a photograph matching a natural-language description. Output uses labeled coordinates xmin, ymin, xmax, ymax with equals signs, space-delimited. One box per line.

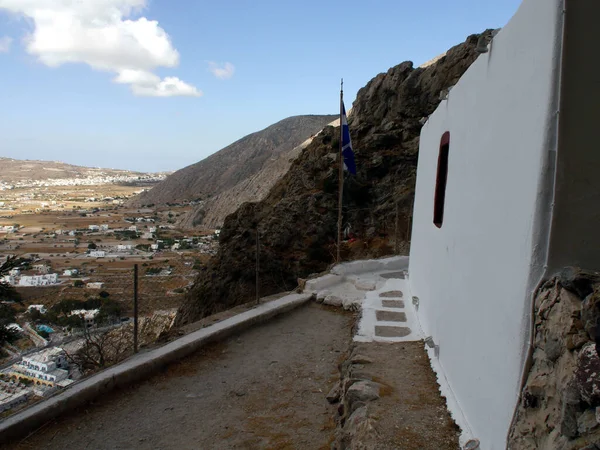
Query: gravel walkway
xmin=9 ymin=303 xmax=353 ymax=450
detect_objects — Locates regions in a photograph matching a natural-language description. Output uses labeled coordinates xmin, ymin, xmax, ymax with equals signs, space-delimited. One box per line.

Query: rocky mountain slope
xmin=0 ymin=157 xmax=165 ymax=185
xmin=176 ymin=31 xmax=493 ymax=325
xmin=128 ymin=115 xmax=336 ymax=213
xmin=180 ymin=118 xmax=339 ymax=229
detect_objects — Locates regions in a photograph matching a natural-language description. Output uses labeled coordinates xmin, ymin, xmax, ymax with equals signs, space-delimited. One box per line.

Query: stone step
xmin=380 ymin=271 xmax=406 ymax=279
xmin=375 ymin=325 xmax=411 ymax=338
xmin=379 ymin=290 xmax=403 ymax=298
xmin=376 ymin=310 xmax=407 ymax=322
xmin=381 ymin=300 xmax=404 ymax=309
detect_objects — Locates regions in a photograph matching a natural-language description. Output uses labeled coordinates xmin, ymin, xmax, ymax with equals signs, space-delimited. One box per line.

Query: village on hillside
xmin=0 ymin=189 xmax=220 ymax=416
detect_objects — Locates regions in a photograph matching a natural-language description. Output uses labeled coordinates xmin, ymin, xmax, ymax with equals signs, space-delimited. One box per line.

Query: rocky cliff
xmin=128 ymin=115 xmax=336 ymax=211
xmin=176 ymin=31 xmax=493 ymax=325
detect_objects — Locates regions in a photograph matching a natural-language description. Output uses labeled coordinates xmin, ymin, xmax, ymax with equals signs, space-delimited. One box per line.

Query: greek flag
xmin=341 ymin=102 xmax=356 ymax=175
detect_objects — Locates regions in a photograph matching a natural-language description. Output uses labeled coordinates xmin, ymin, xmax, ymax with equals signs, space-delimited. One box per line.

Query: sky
xmin=0 ymin=0 xmax=522 ymax=173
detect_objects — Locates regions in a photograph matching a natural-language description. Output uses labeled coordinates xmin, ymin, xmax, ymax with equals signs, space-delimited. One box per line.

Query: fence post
xmin=255 ymin=228 xmax=260 ymax=305
xmin=133 ymin=263 xmax=139 ymax=354
xmin=395 ymin=200 xmax=400 ymax=254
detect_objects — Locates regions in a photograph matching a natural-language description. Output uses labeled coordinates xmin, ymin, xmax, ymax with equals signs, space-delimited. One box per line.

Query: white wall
xmin=409 ymin=0 xmax=563 ymax=448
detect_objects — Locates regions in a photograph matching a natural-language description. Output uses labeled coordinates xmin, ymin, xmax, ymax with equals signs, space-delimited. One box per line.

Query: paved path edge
xmin=0 ymin=293 xmax=312 ymax=444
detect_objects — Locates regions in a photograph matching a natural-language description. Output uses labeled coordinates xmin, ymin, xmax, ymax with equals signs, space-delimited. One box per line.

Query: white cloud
xmin=114 ymin=70 xmax=201 ymax=97
xmin=0 ymin=0 xmax=201 ymax=97
xmin=208 ymin=61 xmax=235 ymax=80
xmin=0 ymin=36 xmax=12 ymax=53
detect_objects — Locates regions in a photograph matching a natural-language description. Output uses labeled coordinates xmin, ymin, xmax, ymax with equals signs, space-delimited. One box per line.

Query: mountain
xmin=179 ymin=119 xmax=340 ymax=229
xmin=175 ymin=30 xmax=494 ymax=325
xmin=0 ymin=157 xmax=166 ymax=186
xmin=128 ymin=115 xmax=337 ymax=218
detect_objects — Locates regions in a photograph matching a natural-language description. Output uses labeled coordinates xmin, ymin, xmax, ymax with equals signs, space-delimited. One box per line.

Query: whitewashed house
xmin=117 ymin=244 xmax=132 ymax=251
xmin=88 ymin=225 xmax=100 ymax=232
xmin=10 ymin=348 xmax=69 ymax=387
xmin=100 ymin=224 xmax=109 ymax=231
xmin=27 ymin=305 xmax=47 ymax=314
xmin=86 ymin=282 xmax=104 ymax=289
xmin=68 ymin=309 xmax=100 ymax=328
xmin=1 ymin=275 xmax=16 ymax=286
xmin=408 ymin=0 xmax=600 ymax=448
xmin=62 ymin=269 xmax=78 ymax=276
xmin=19 ymin=274 xmax=58 ymax=287
xmin=89 ymin=250 xmax=105 ymax=258
xmin=128 ymin=225 xmax=137 ymax=232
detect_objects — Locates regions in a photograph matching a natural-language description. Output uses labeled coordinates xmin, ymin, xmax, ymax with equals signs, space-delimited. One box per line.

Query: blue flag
xmin=341 ymin=102 xmax=356 ymax=175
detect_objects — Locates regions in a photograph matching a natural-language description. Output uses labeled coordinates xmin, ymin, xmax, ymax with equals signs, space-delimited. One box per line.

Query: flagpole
xmin=337 ymin=78 xmax=344 ymax=263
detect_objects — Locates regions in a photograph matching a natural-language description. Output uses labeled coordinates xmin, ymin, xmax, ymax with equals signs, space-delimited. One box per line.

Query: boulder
xmin=346 ymin=380 xmax=381 ymax=405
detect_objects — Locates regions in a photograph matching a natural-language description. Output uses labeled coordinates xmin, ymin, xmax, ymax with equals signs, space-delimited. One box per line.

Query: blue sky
xmin=0 ymin=0 xmax=522 ymax=172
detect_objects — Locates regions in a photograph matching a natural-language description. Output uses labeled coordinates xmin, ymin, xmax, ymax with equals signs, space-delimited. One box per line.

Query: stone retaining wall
xmin=509 ymin=268 xmax=600 ymax=449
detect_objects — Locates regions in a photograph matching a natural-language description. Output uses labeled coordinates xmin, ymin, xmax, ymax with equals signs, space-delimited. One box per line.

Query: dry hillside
xmin=128 ymin=115 xmax=336 ymax=218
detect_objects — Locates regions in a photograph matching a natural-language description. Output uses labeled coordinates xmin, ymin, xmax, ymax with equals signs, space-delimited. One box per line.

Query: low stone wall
xmin=329 ymin=343 xmax=381 ymax=449
xmin=509 ymin=268 xmax=600 ymax=449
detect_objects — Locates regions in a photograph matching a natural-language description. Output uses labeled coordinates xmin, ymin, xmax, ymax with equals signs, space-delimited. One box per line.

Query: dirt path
xmin=349 ymin=342 xmax=460 ymax=449
xmin=8 ymin=304 xmax=353 ymax=450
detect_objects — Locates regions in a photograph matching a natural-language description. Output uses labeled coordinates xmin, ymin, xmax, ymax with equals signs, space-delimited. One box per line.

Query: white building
xmin=9 ymin=348 xmax=69 ymax=387
xmin=408 ymin=1 xmax=600 ymax=448
xmin=63 ymin=269 xmax=78 ymax=276
xmin=128 ymin=225 xmax=137 ymax=232
xmin=117 ymin=244 xmax=132 ymax=251
xmin=27 ymin=305 xmax=47 ymax=314
xmin=19 ymin=274 xmax=58 ymax=287
xmin=86 ymin=282 xmax=104 ymax=289
xmin=68 ymin=309 xmax=100 ymax=328
xmin=149 ymin=227 xmax=157 ymax=233
xmin=89 ymin=250 xmax=106 ymax=258
xmin=6 ymin=323 xmax=23 ymax=334
xmin=151 ymin=244 xmax=159 ymax=251
xmin=0 ymin=382 xmax=30 ymax=413
xmin=100 ymin=224 xmax=109 ymax=231
xmin=1 ymin=275 xmax=16 ymax=286
xmin=88 ymin=225 xmax=100 ymax=231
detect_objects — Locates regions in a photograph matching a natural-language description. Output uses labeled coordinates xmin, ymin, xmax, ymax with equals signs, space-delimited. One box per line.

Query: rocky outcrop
xmin=176 ymin=31 xmax=494 ymax=325
xmin=128 ymin=115 xmax=336 ymax=210
xmin=509 ymin=269 xmax=600 ymax=449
